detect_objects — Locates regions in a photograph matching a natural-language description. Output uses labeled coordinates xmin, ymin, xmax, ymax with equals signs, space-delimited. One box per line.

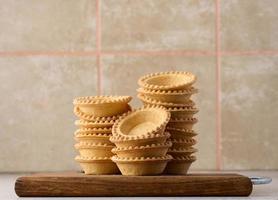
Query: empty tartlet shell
xmin=73 ymin=96 xmax=132 ymax=117
xmin=171 ymin=138 xmax=197 ymax=149
xmin=75 ymin=127 xmax=112 ymax=135
xmin=110 ymin=131 xmax=171 ymax=148
xmin=138 ymin=93 xmax=195 ymax=108
xmin=112 ymin=155 xmax=172 ymax=176
xmin=138 ymin=71 xmax=196 ymax=91
xmin=137 ymin=87 xmax=198 ymax=104
xmin=165 ymin=155 xmax=196 ymax=175
xmin=112 ymin=106 xmax=170 ymax=139
xmin=75 ymin=156 xmax=120 ymax=175
xmin=74 ymin=142 xmax=114 ymax=157
xmin=74 ymin=132 xmax=112 ymax=145
xmin=74 ymin=106 xmax=123 ymax=122
xmin=166 ymin=106 xmax=199 ymax=118
xmin=112 ymin=141 xmax=172 ymax=157
xmin=166 ymin=127 xmax=197 ymax=139
xmin=75 ymin=119 xmax=115 ymax=128
xmin=168 ymin=147 xmax=198 ymax=157
xmin=167 ymin=118 xmax=198 ymax=130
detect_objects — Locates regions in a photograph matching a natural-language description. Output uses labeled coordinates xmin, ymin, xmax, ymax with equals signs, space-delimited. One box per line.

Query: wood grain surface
xmin=15 ymin=172 xmax=253 ymax=197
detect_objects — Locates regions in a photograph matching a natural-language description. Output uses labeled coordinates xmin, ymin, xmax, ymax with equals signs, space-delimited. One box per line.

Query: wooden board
xmin=15 ymin=172 xmax=253 ymax=197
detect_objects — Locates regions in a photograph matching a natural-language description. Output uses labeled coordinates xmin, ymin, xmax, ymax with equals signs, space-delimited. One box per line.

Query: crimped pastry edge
xmin=110 ymin=131 xmax=171 ymax=142
xmin=75 ymin=119 xmax=116 ymax=126
xmin=166 ymin=127 xmax=197 ymax=134
xmin=171 ymin=155 xmax=196 ymax=162
xmin=138 ymin=93 xmax=195 ymax=107
xmin=137 ymin=87 xmax=198 ymax=95
xmin=169 ymin=117 xmax=198 ymax=123
xmin=168 ymin=147 xmax=198 ymax=153
xmin=74 ymin=106 xmax=123 ymax=121
xmin=74 ymin=142 xmax=114 ymax=149
xmin=111 ymin=154 xmax=172 ymax=162
xmin=171 ymin=138 xmax=197 ymax=144
xmin=138 ymin=71 xmax=196 ymax=90
xmin=75 ymin=155 xmax=111 ymax=162
xmin=112 ymin=141 xmax=172 ymax=152
xmin=73 ymin=95 xmax=132 ymax=105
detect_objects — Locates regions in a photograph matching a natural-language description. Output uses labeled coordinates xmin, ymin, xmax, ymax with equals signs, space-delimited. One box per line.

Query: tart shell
xmin=112 ymin=106 xmax=170 ymax=139
xmin=164 ymin=155 xmax=196 ymax=175
xmin=75 ymin=156 xmax=120 ymax=175
xmin=167 ymin=118 xmax=198 ymax=130
xmin=138 ymin=94 xmax=195 ymax=108
xmin=138 ymin=71 xmax=196 ymax=91
xmin=73 ymin=96 xmax=132 ymax=117
xmin=110 ymin=132 xmax=171 ymax=148
xmin=74 ymin=142 xmax=114 ymax=157
xmin=112 ymin=155 xmax=172 ymax=176
xmin=137 ymin=87 xmax=197 ymax=104
xmin=112 ymin=141 xmax=172 ymax=157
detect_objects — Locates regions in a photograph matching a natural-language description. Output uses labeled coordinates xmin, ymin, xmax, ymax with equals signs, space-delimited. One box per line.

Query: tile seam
xmin=1 ymin=50 xmax=278 ymax=57
xmin=215 ymin=0 xmax=222 ymax=171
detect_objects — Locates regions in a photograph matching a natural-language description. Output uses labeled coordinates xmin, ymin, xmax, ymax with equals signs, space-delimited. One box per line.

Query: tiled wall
xmin=0 ymin=0 xmax=277 ymax=172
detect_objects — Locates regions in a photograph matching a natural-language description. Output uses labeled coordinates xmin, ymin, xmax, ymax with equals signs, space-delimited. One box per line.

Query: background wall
xmin=0 ymin=0 xmax=277 ymax=172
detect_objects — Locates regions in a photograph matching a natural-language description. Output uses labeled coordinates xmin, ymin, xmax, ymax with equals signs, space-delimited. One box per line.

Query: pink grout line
xmin=0 ymin=51 xmax=98 ymax=56
xmin=102 ymin=50 xmax=216 ymax=56
xmin=96 ymin=0 xmax=102 ymax=95
xmin=215 ymin=0 xmax=222 ymax=171
xmin=222 ymin=50 xmax=278 ymax=56
xmin=0 ymin=50 xmax=278 ymax=57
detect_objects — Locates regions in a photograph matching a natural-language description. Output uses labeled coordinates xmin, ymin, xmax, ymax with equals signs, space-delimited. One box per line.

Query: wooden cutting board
xmin=15 ymin=172 xmax=253 ymax=197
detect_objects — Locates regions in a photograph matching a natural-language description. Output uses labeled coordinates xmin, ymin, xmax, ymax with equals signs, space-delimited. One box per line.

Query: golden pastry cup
xmin=166 ymin=106 xmax=199 ymax=119
xmin=110 ymin=131 xmax=171 ymax=148
xmin=75 ymin=119 xmax=115 ymax=129
xmin=74 ymin=106 xmax=122 ymax=122
xmin=137 ymin=87 xmax=198 ymax=104
xmin=167 ymin=117 xmax=198 ymax=130
xmin=112 ymin=141 xmax=172 ymax=157
xmin=75 ymin=127 xmax=112 ymax=135
xmin=164 ymin=155 xmax=196 ymax=175
xmin=73 ymin=96 xmax=132 ymax=117
xmin=112 ymin=106 xmax=170 ymax=138
xmin=112 ymin=155 xmax=172 ymax=176
xmin=74 ymin=132 xmax=112 ymax=145
xmin=166 ymin=127 xmax=197 ymax=139
xmin=138 ymin=93 xmax=195 ymax=108
xmin=168 ymin=147 xmax=198 ymax=157
xmin=74 ymin=142 xmax=114 ymax=157
xmin=75 ymin=156 xmax=120 ymax=175
xmin=138 ymin=71 xmax=196 ymax=91
xmin=171 ymin=138 xmax=197 ymax=149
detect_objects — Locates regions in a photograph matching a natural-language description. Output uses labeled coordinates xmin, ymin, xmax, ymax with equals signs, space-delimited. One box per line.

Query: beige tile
xmin=0 ymin=0 xmax=96 ymax=51
xmin=102 ymin=56 xmax=217 ymax=169
xmin=0 ymin=57 xmax=97 ymax=172
xmin=222 ymin=56 xmax=278 ymax=169
xmin=102 ymin=0 xmax=215 ymax=51
xmin=221 ymin=0 xmax=278 ymax=50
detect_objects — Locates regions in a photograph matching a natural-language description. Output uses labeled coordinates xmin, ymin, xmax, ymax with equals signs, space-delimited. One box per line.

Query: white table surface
xmin=1 ymin=171 xmax=277 ymax=200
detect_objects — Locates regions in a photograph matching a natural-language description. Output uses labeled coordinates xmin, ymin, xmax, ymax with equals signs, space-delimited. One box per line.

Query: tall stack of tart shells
xmin=73 ymin=96 xmax=132 ymax=175
xmin=110 ymin=106 xmax=173 ymax=175
xmin=137 ymin=71 xmax=199 ymax=174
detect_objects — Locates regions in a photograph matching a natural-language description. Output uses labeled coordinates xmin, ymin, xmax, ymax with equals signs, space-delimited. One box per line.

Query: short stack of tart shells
xmin=73 ymin=96 xmax=132 ymax=175
xmin=110 ymin=106 xmax=173 ymax=176
xmin=137 ymin=71 xmax=199 ymax=174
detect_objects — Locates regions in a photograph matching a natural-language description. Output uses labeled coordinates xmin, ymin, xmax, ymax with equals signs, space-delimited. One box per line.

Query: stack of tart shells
xmin=110 ymin=106 xmax=172 ymax=176
xmin=73 ymin=96 xmax=132 ymax=175
xmin=137 ymin=71 xmax=199 ymax=174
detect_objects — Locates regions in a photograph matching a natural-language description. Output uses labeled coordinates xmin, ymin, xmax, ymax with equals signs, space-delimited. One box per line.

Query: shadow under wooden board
xmin=15 ymin=172 xmax=253 ymax=197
